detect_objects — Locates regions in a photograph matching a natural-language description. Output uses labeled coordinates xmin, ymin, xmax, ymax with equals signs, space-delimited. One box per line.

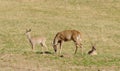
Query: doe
xmin=53 ymin=30 xmax=83 ymax=55
xmin=25 ymin=29 xmax=48 ymax=53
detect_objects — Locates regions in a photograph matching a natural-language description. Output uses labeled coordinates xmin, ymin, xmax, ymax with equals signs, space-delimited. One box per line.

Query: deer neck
xmin=26 ymin=33 xmax=32 ymax=42
xmin=53 ymin=37 xmax=58 ymax=45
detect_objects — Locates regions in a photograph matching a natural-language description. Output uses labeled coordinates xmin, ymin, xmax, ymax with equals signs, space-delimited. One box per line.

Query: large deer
xmin=25 ymin=29 xmax=48 ymax=53
xmin=53 ymin=30 xmax=83 ymax=55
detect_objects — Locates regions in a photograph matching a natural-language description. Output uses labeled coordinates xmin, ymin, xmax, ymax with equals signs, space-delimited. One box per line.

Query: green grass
xmin=0 ymin=0 xmax=120 ymax=71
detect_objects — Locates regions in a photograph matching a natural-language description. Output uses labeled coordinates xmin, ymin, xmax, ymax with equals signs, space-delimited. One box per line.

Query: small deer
xmin=25 ymin=29 xmax=48 ymax=53
xmin=88 ymin=46 xmax=97 ymax=55
xmin=53 ymin=30 xmax=83 ymax=55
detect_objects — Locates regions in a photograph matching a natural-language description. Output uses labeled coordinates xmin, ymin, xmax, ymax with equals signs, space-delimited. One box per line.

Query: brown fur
xmin=53 ymin=30 xmax=82 ymax=54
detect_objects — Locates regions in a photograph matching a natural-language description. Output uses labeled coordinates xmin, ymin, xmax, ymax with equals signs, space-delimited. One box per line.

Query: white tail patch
xmin=77 ymin=35 xmax=82 ymax=41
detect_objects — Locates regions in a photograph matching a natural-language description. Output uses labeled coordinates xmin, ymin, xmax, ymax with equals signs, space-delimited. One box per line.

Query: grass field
xmin=0 ymin=0 xmax=120 ymax=71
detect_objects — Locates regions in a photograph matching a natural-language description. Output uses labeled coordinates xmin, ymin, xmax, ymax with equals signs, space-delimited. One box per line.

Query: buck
xmin=53 ymin=30 xmax=83 ymax=55
xmin=25 ymin=29 xmax=48 ymax=53
xmin=88 ymin=46 xmax=97 ymax=55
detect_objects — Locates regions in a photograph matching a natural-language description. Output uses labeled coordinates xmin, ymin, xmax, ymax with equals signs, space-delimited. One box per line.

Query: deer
xmin=88 ymin=45 xmax=97 ymax=55
xmin=53 ymin=30 xmax=83 ymax=55
xmin=87 ymin=38 xmax=98 ymax=56
xmin=25 ymin=29 xmax=48 ymax=53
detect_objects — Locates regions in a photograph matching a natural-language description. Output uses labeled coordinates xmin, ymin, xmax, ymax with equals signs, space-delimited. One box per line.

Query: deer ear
xmin=29 ymin=29 xmax=31 ymax=31
xmin=93 ymin=46 xmax=96 ymax=50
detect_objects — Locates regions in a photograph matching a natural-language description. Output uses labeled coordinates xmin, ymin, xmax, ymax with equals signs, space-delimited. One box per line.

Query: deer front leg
xmin=31 ymin=43 xmax=34 ymax=50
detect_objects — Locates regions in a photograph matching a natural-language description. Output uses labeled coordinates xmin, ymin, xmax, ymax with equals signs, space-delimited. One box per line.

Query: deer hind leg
xmin=42 ymin=42 xmax=48 ymax=51
xmin=80 ymin=43 xmax=83 ymax=55
xmin=74 ymin=42 xmax=79 ymax=54
xmin=74 ymin=42 xmax=83 ymax=55
xmin=76 ymin=42 xmax=83 ymax=55
xmin=73 ymin=35 xmax=83 ymax=55
xmin=77 ymin=43 xmax=83 ymax=55
xmin=73 ymin=36 xmax=79 ymax=54
xmin=40 ymin=43 xmax=45 ymax=54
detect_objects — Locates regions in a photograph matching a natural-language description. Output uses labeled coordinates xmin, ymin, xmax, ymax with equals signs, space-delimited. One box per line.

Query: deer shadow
xmin=36 ymin=51 xmax=53 ymax=55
